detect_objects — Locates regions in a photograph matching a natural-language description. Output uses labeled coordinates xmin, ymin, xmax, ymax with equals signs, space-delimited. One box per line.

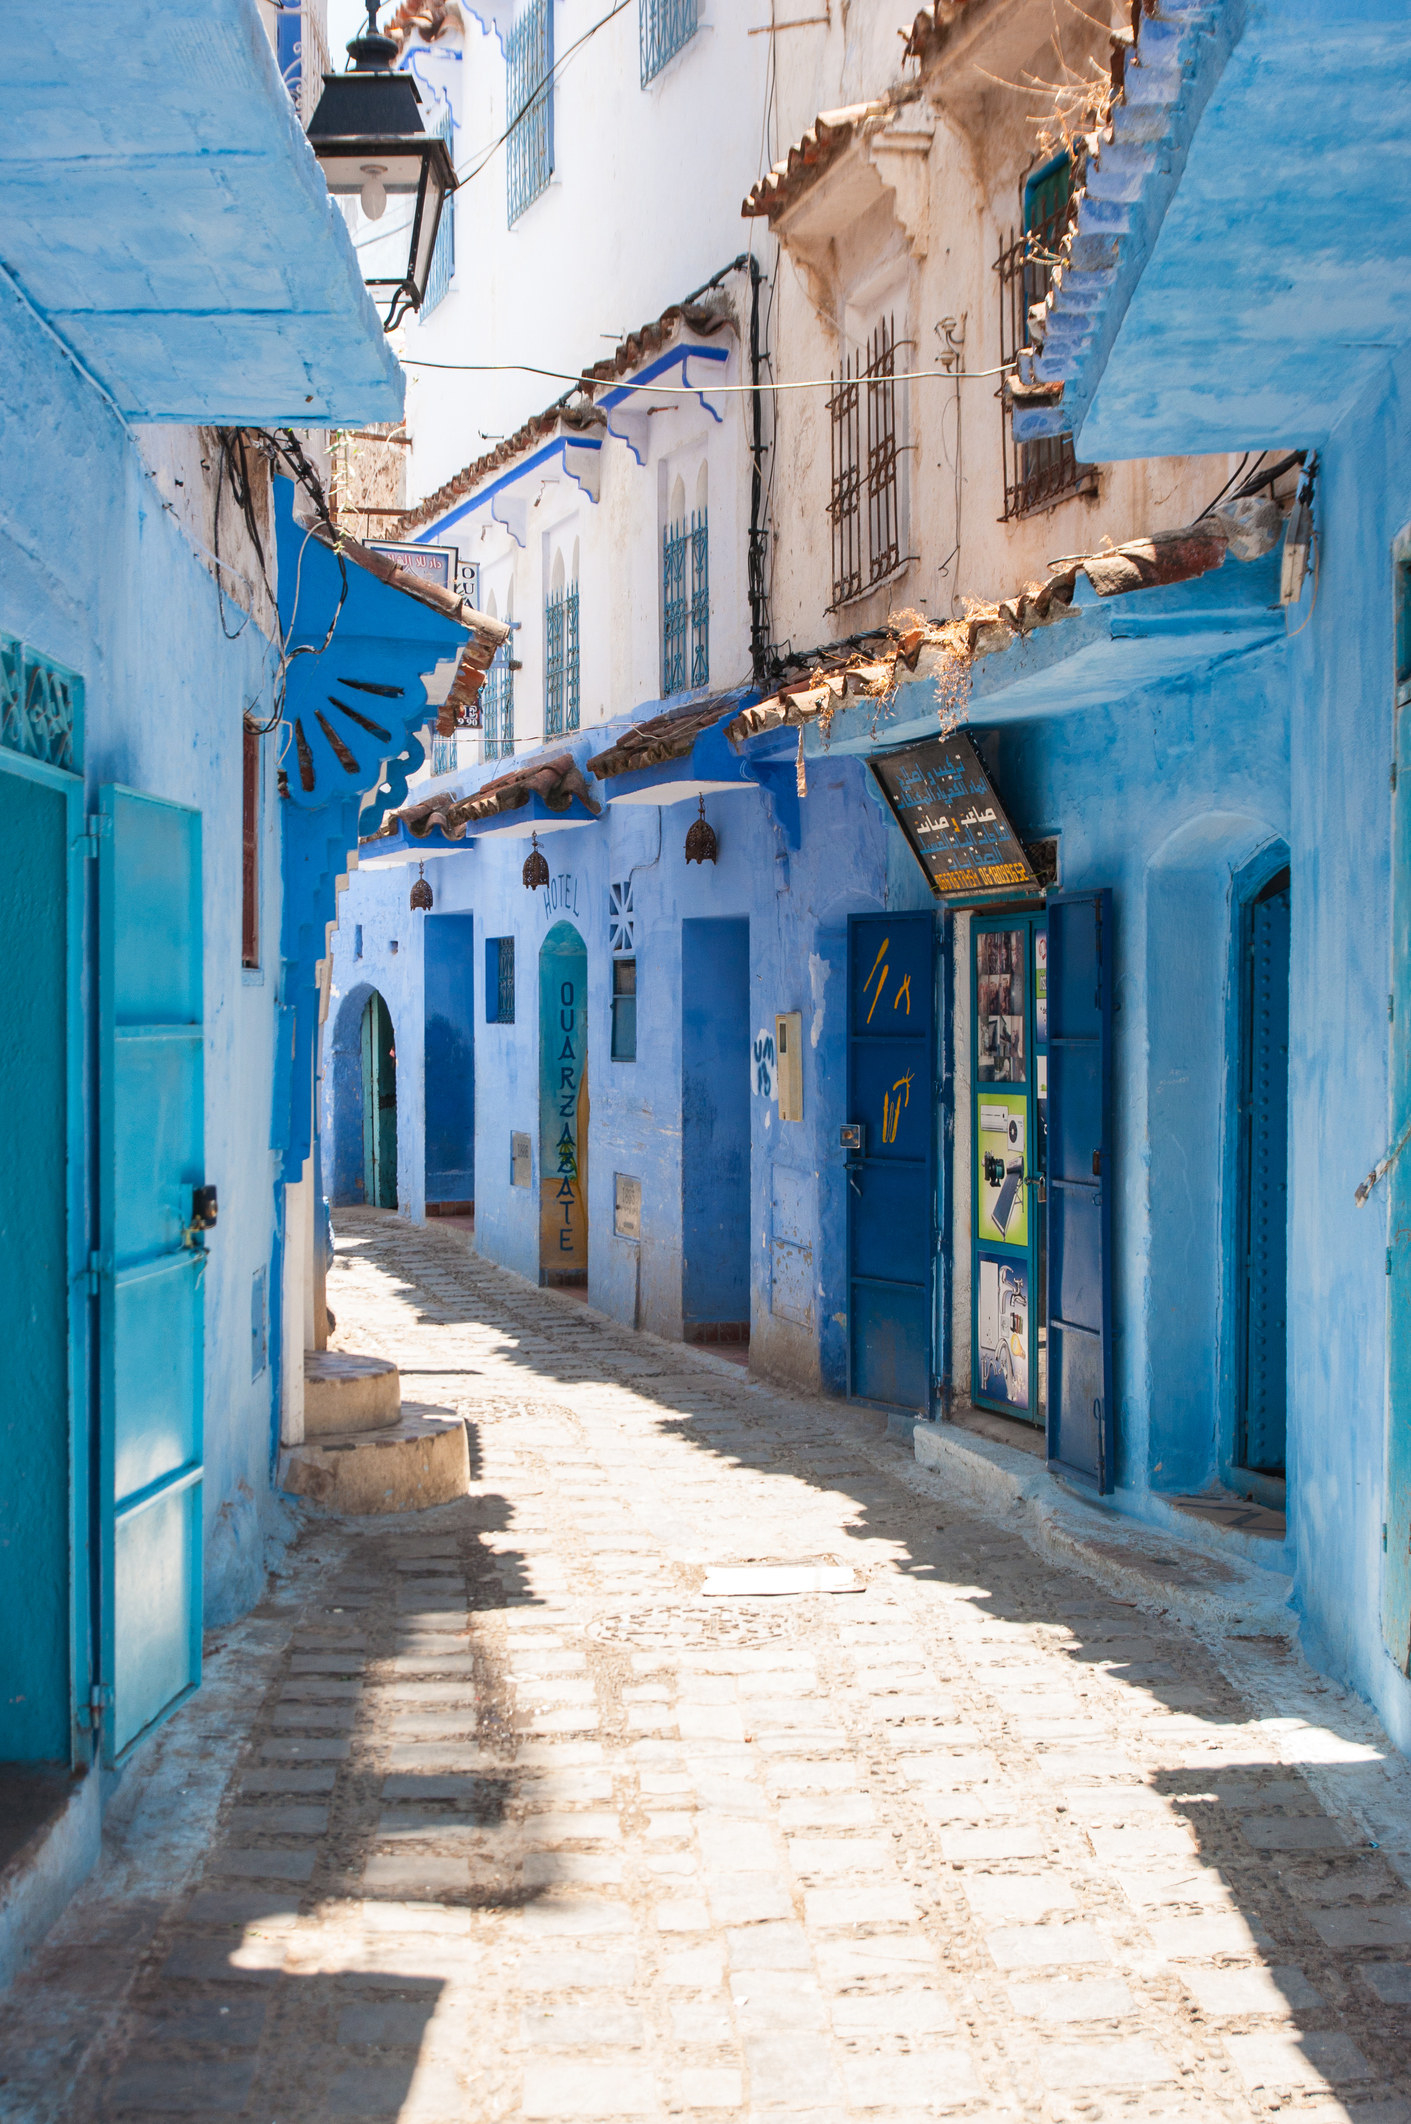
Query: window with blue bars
xmin=483 ymin=645 xmax=515 ymax=759
xmin=506 ymin=0 xmax=553 ymax=227
xmin=486 ymin=936 xmax=516 ymax=1023
xmin=662 ymin=511 xmax=708 ymax=695
xmin=422 ymin=100 xmax=456 ymax=314
xmin=640 ymin=0 xmax=697 ymax=85
xmin=431 ymin=734 xmax=459 ymax=776
xmin=544 ymin=579 xmax=580 ymax=736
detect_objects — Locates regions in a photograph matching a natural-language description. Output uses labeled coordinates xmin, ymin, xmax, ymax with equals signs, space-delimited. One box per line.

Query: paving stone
xmin=1005 ymin=1977 xmax=1136 ymax=2022
xmin=104 ymin=2055 xmax=257 ymax=2112
xmin=521 ymin=2060 xmax=657 ymax=2115
xmin=225 ymin=1804 xmax=330 ymax=1835
xmin=521 ymin=2001 xmax=647 ymax=2047
xmin=1309 ymin=1906 xmax=1411 ymax=1947
xmin=1223 ymin=2030 xmax=1374 ymax=2090
xmin=1178 ymin=1963 xmax=1323 ymax=2015
xmin=986 ymin=1922 xmax=1111 ymax=1969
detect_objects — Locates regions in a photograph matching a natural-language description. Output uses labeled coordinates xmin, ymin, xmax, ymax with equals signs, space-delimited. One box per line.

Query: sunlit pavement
xmin=5 ymin=1210 xmax=1411 ymax=2123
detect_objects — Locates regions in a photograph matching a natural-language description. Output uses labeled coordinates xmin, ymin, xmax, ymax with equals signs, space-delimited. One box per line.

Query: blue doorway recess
xmin=1236 ymin=867 xmax=1291 ymax=1478
xmin=424 ymin=912 xmax=475 ymax=1210
xmin=539 ymin=922 xmax=588 ymax=1287
xmin=360 ymin=990 xmax=398 ymax=1208
xmin=845 ymin=913 xmax=936 ymax=1412
xmin=97 ymin=786 xmax=208 ymax=1763
xmin=682 ymin=918 xmax=750 ymax=1345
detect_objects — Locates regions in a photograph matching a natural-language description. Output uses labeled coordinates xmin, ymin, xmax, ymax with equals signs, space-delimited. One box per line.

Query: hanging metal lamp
xmin=522 ymin=831 xmax=550 ymax=890
xmin=684 ymin=796 xmax=718 ymax=865
xmin=410 ymin=860 xmax=433 ymax=911
xmin=305 ymin=1 xmax=456 ymax=331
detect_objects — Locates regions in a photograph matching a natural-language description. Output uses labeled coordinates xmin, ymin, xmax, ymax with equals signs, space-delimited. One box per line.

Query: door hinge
xmin=1391 ymin=994 xmax=1396 ymax=1023
xmin=1393 ymin=761 xmax=1399 ymax=792
xmin=88 ymin=1683 xmax=112 ymax=1728
xmin=86 ymin=1249 xmax=111 ymax=1296
xmin=1389 ymin=1248 xmax=1395 ymax=1277
xmin=77 ymin=813 xmax=113 ymax=858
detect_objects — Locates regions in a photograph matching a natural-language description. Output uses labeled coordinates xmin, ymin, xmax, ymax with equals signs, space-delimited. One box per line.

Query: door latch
xmin=181 ymin=1183 xmax=219 ymax=1247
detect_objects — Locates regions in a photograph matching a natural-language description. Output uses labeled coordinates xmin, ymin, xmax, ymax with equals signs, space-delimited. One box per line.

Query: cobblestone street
xmin=6 ymin=1211 xmax=1411 ymax=2124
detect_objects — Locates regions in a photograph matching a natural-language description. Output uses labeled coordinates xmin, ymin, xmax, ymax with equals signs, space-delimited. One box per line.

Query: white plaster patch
xmin=808 ymin=952 xmax=830 ymax=1049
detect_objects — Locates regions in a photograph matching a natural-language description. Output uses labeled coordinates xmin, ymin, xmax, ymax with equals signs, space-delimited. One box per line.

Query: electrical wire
xmin=400 ymin=356 xmax=1018 ymax=392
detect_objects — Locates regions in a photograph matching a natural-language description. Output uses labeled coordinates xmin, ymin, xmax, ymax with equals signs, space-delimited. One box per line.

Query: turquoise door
xmin=98 ymin=788 xmax=206 ymax=1763
xmin=971 ymin=915 xmax=1046 ymax=1425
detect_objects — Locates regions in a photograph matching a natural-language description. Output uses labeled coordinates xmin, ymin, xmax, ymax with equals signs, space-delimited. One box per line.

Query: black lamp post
xmin=306 ymin=1 xmax=456 ymax=331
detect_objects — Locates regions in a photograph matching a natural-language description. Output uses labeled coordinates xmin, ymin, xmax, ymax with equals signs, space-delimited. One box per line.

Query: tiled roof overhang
xmin=741 ymin=102 xmax=893 ymax=223
xmin=0 ymin=0 xmax=402 ymax=424
xmin=370 ymin=751 xmax=602 ymax=843
xmin=586 ymin=691 xmax=752 ymax=781
xmin=399 ymin=289 xmax=738 ymax=536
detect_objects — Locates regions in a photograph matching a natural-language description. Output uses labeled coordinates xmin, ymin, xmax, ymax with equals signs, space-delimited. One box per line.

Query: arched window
xmin=545 ymin=543 xmax=580 ymax=736
xmin=663 ymin=463 xmax=708 ymax=695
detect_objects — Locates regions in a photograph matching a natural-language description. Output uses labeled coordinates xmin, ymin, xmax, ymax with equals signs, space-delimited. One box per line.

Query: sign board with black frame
xmin=870 ymin=732 xmax=1040 ymax=904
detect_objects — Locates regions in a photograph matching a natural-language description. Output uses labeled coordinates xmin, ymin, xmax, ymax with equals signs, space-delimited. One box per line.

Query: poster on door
xmin=977 ymin=1253 xmax=1030 ymax=1408
xmin=976 ymin=1092 xmax=1028 ymax=1246
xmin=976 ymin=928 xmax=1027 ymax=1082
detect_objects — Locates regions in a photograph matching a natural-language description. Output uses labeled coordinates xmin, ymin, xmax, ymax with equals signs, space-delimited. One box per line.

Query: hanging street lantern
xmin=306 ymin=1 xmax=456 ymax=332
xmin=410 ymin=861 xmax=433 ymax=911
xmin=522 ymin=831 xmax=550 ymax=891
xmin=684 ymin=796 xmax=719 ymax=865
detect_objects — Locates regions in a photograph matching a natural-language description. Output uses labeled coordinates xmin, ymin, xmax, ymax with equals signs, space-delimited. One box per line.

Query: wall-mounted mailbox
xmin=776 ymin=1011 xmax=803 ymax=1122
xmin=511 ymin=1131 xmax=532 ymax=1188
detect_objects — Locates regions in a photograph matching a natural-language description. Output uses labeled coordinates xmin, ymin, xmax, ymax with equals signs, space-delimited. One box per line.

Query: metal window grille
xmin=640 ymin=0 xmax=697 ymax=85
xmin=0 ymin=629 xmax=81 ymax=771
xmin=609 ymin=878 xmax=634 ymax=952
xmin=506 ymin=0 xmax=553 ymax=227
xmin=488 ymin=935 xmax=516 ymax=1023
xmin=996 ymin=153 xmax=1097 ymax=520
xmin=663 ymin=514 xmax=706 ymax=696
xmin=828 ymin=317 xmax=901 ymax=610
xmin=482 ymin=648 xmax=515 ymax=760
xmin=689 ymin=516 xmax=709 ymax=688
xmin=422 ymin=100 xmax=456 ymax=314
xmin=544 ymin=581 xmax=578 ymax=735
xmin=275 ymin=3 xmax=330 ymax=125
xmin=662 ymin=519 xmax=687 ymax=695
xmin=431 ymin=734 xmax=459 ymax=776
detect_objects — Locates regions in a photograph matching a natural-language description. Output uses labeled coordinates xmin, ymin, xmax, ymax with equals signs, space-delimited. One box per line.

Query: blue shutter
xmin=1241 ymin=880 xmax=1290 ymax=1471
xmin=97 ymin=787 xmax=205 ymax=1762
xmin=1045 ymin=889 xmax=1114 ymax=1490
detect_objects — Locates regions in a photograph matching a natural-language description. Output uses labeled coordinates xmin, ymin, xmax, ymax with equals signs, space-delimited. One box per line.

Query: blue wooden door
xmin=846 ymin=914 xmax=935 ymax=1410
xmin=98 ymin=787 xmax=205 ymax=1763
xmin=1239 ymin=872 xmax=1290 ymax=1473
xmin=1045 ymin=890 xmax=1114 ymax=1490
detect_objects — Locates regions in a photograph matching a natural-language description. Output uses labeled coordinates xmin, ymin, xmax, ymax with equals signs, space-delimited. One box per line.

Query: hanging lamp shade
xmin=410 ymin=861 xmax=433 ymax=911
xmin=306 ymin=2 xmax=456 ymax=331
xmin=522 ymin=831 xmax=550 ymax=891
xmin=684 ymin=796 xmax=718 ymax=865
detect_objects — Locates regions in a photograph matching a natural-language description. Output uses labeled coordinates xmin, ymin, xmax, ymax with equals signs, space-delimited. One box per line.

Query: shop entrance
xmin=539 ymin=922 xmax=588 ymax=1287
xmin=1235 ymin=866 xmax=1291 ymax=1480
xmin=971 ymin=915 xmax=1047 ymax=1426
xmin=360 ymin=990 xmax=397 ymax=1208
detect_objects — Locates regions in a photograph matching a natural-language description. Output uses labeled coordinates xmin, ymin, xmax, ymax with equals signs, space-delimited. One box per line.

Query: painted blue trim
xmin=414 ymin=434 xmax=605 ymax=542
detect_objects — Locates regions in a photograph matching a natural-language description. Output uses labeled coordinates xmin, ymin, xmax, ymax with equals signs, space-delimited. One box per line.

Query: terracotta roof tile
xmin=741 ymin=101 xmax=894 ymax=223
xmin=369 ymin=751 xmax=601 ymax=843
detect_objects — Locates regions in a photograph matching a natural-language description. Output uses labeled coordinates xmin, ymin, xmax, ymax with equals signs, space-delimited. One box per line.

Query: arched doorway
xmin=539 ymin=922 xmax=588 ymax=1286
xmin=360 ymin=990 xmax=398 ymax=1207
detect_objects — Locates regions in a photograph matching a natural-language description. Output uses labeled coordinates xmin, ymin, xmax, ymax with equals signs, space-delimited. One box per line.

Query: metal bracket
xmin=85 ymin=1249 xmax=111 ymax=1296
xmin=88 ymin=1683 xmax=113 ymax=1729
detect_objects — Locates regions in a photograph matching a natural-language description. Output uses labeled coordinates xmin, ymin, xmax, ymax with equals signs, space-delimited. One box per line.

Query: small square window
xmin=611 ymin=955 xmax=637 ymax=1061
xmin=486 ymin=936 xmax=516 ymax=1022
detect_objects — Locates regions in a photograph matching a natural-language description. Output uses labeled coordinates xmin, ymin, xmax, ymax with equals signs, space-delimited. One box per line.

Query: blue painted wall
xmin=424 ymin=912 xmax=475 ymax=1204
xmin=682 ymin=918 xmax=751 ymax=1329
xmin=0 ymin=268 xmax=290 ymax=1736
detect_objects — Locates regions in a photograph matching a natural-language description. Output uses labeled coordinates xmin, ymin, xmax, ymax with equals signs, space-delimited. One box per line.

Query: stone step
xmin=304 ymin=1351 xmax=400 ymax=1437
xmin=280 ymin=1410 xmax=470 ymax=1516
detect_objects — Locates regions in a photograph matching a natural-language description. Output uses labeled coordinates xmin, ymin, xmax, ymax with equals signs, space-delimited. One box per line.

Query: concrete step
xmin=280 ymin=1409 xmax=470 ymax=1515
xmin=304 ymin=1351 xmax=400 ymax=1437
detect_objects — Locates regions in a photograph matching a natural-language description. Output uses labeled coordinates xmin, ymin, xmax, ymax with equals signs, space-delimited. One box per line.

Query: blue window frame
xmin=507 ymin=0 xmax=553 ymax=226
xmin=662 ymin=511 xmax=707 ymax=695
xmin=640 ymin=0 xmax=697 ymax=85
xmin=482 ymin=645 xmax=515 ymax=760
xmin=611 ymin=955 xmax=637 ymax=1061
xmin=486 ymin=935 xmax=516 ymax=1023
xmin=544 ymin=581 xmax=579 ymax=736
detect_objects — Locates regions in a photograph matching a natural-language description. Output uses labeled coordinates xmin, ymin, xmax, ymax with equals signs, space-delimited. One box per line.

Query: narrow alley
xmin=4 ymin=1216 xmax=1411 ymax=2124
